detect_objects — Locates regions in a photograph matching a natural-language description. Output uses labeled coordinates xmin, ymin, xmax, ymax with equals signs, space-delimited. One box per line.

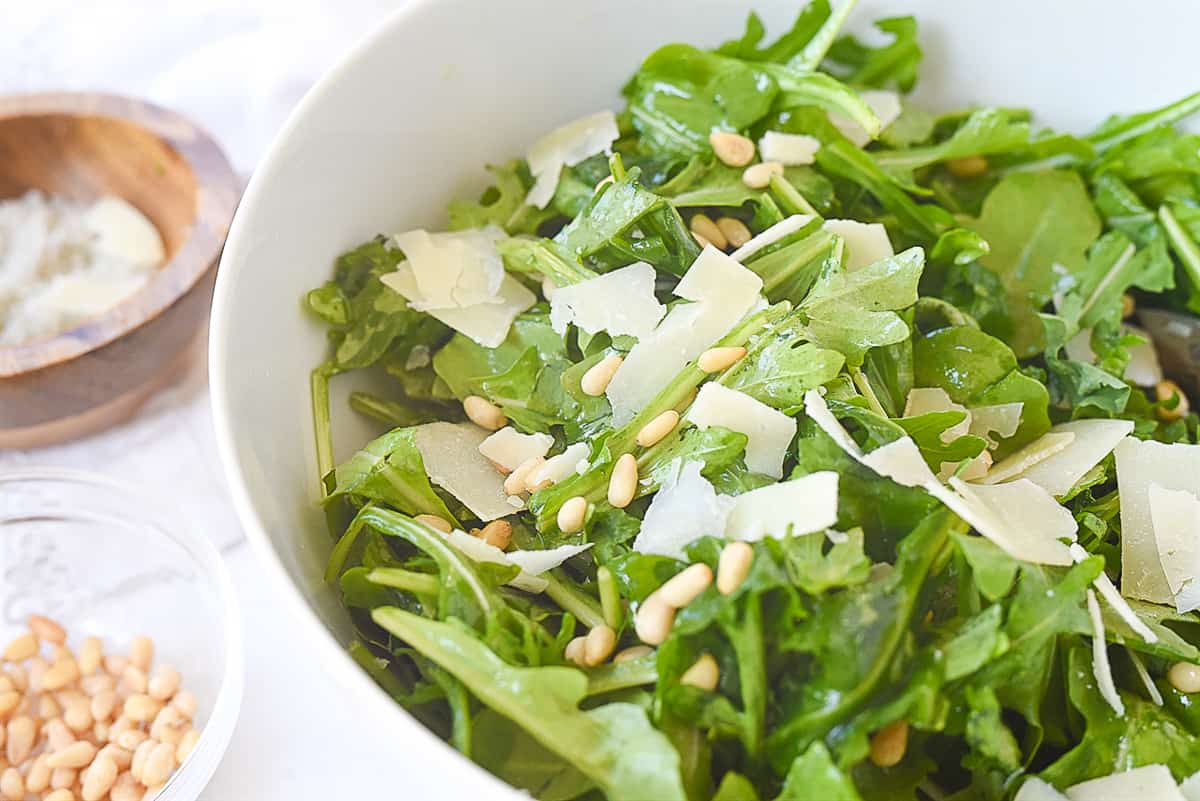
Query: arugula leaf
xmin=716 ymin=3 xmax=830 ymax=64
xmin=874 ymin=108 xmax=1030 ymax=176
xmin=447 ymin=160 xmax=556 ymax=235
xmin=471 ymin=709 xmax=595 ymax=801
xmin=775 ymin=742 xmax=864 ymax=800
xmin=325 ymin=427 xmax=457 ymax=522
xmin=782 ymin=528 xmax=872 ymax=594
xmin=824 ymin=16 xmax=922 ymax=92
xmin=720 ymin=317 xmax=845 ymax=411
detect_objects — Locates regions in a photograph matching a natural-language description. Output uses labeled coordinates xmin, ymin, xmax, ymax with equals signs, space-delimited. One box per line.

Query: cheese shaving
xmin=728 ymin=214 xmax=816 ymax=262
xmin=823 ymin=219 xmax=895 ymax=272
xmin=478 ymin=427 xmax=555 ymax=472
xmin=633 ymin=460 xmax=734 ymax=559
xmin=757 ymin=131 xmax=821 ymax=165
xmin=980 ymin=432 xmax=1076 ymax=486
xmin=686 ymin=383 xmax=797 ymax=478
xmin=1069 ymin=542 xmax=1158 ymax=644
xmin=413 ymin=422 xmax=515 ymax=521
xmin=828 ymin=89 xmax=902 ymax=147
xmin=526 ymin=111 xmax=620 ymax=209
xmin=1086 ymin=589 xmax=1126 ymax=716
xmin=725 ymin=472 xmax=839 ymax=541
xmin=1148 ymin=484 xmax=1200 ymax=614
xmin=549 ymin=262 xmax=666 ymax=338
xmin=1065 ymin=765 xmax=1186 ymax=801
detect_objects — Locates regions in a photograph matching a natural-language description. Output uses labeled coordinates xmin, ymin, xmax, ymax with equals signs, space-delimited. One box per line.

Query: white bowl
xmin=209 ymin=0 xmax=1200 ymax=795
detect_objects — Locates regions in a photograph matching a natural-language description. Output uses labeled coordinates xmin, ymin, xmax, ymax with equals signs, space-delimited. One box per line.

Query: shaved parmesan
xmin=1064 ymin=327 xmax=1096 ymax=363
xmin=823 ymin=219 xmax=895 ymax=272
xmin=904 ymin=387 xmax=970 ymax=443
xmin=529 ymin=443 xmax=591 ymax=488
xmin=444 ymin=529 xmax=548 ymax=593
xmin=804 ymin=389 xmax=863 ymax=457
xmin=726 ymin=472 xmax=839 ymax=541
xmin=1181 ymin=772 xmax=1200 ymax=801
xmin=828 ymin=90 xmax=902 ymax=147
xmin=607 ymin=247 xmax=763 ymax=424
xmin=758 ymin=131 xmax=821 ymax=165
xmin=391 ymin=226 xmax=506 ymax=311
xmin=729 ymin=214 xmax=816 ymax=262
xmin=1006 ymin=420 xmax=1135 ymax=496
xmin=968 ymin=402 xmax=1023 ymax=448
xmin=937 ymin=479 xmax=1076 ymax=566
xmin=981 ymin=432 xmax=1076 ymax=486
xmin=686 ymin=383 xmax=797 ymax=478
xmin=1148 ymin=485 xmax=1200 ymax=613
xmin=1015 ymin=778 xmax=1070 ymax=801
xmin=634 ymin=460 xmax=734 ymax=559
xmin=383 ymin=267 xmax=535 ymax=348
xmin=1069 ymin=542 xmax=1158 ymax=644
xmin=1065 ymin=765 xmax=1186 ymax=801
xmin=1124 ymin=324 xmax=1164 ymax=387
xmin=526 ymin=111 xmax=619 ymax=209
xmin=549 ymin=262 xmax=665 ymax=338
xmin=860 ymin=437 xmax=937 ymax=487
xmin=1087 ymin=589 xmax=1126 ymax=716
xmin=413 ymin=422 xmax=514 ymax=521
xmin=478 ymin=427 xmax=554 ymax=472
xmin=506 ymin=543 xmax=594 ymax=575
xmin=1115 ymin=438 xmax=1200 ymax=603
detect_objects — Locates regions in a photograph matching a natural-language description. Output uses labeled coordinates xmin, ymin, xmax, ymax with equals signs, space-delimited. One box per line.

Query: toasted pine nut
xmin=697 ymin=346 xmax=747 ymax=373
xmin=658 ymin=564 xmax=713 ymax=608
xmin=0 ymin=693 xmax=18 ymax=718
xmin=150 ymin=706 xmax=185 ymax=745
xmin=945 ymin=155 xmax=989 ymax=178
xmin=123 ymin=695 xmax=160 ymax=724
xmin=169 ymin=691 xmax=197 ymax=720
xmin=39 ymin=695 xmax=62 ymax=723
xmin=634 ymin=593 xmax=676 ymax=646
xmin=130 ymin=741 xmax=154 ymax=784
xmin=564 ymin=637 xmax=587 ymax=666
xmin=77 ymin=637 xmax=102 ymax=676
xmin=103 ymin=656 xmax=128 ymax=677
xmin=557 ymin=496 xmax=589 ymax=534
xmin=1169 ymin=661 xmax=1200 ymax=694
xmin=0 ymin=676 xmax=11 ymax=694
xmin=413 ymin=514 xmax=452 ymax=534
xmin=115 ymin=731 xmax=147 ymax=752
xmin=0 ymin=766 xmax=22 ymax=801
xmin=709 ymin=131 xmax=756 ymax=167
xmin=636 ymin=410 xmax=679 ymax=448
xmin=81 ymin=752 xmax=118 ymax=801
xmin=140 ymin=742 xmax=176 ymax=788
xmin=716 ymin=217 xmax=752 ymax=248
xmin=693 ymin=231 xmax=712 ymax=249
xmin=91 ymin=690 xmax=117 ymax=723
xmin=97 ymin=744 xmax=132 ymax=771
xmin=6 ymin=717 xmax=33 ymax=765
xmin=680 ymin=654 xmax=720 ymax=691
xmin=108 ymin=717 xmax=136 ymax=744
xmin=176 ymin=729 xmax=200 ymax=764
xmin=50 ymin=766 xmax=76 ymax=790
xmin=581 ymin=355 xmax=624 ymax=397
xmin=26 ymin=658 xmax=47 ymax=692
xmin=689 ymin=214 xmax=728 ymax=250
xmin=1156 ymin=380 xmax=1190 ymax=421
xmin=503 ymin=456 xmax=545 ymax=496
xmin=29 ymin=615 xmax=67 ymax=645
xmin=3 ymin=634 xmax=37 ymax=663
xmin=26 ymin=754 xmax=51 ymax=793
xmin=47 ymin=741 xmax=96 ymax=769
xmin=718 ymin=542 xmax=754 ymax=595
xmin=1121 ymin=293 xmax=1136 ymax=319
xmin=80 ymin=673 xmax=115 ymax=696
xmin=44 ymin=718 xmax=75 ymax=751
xmin=128 ymin=637 xmax=153 ymax=674
xmin=479 ymin=520 xmax=513 ymax=550
xmin=5 ymin=666 xmax=25 ymax=693
xmin=46 ymin=785 xmax=75 ymax=800
xmin=613 ymin=645 xmax=654 ymax=663
xmin=607 ymin=453 xmax=638 ymax=509
xmin=110 ymin=772 xmax=141 ymax=801
xmin=869 ymin=720 xmax=909 ymax=767
xmin=93 ymin=721 xmax=109 ymax=742
xmin=742 ymin=161 xmax=784 ymax=189
xmin=584 ymin=625 xmax=617 ymax=666
xmin=42 ymin=658 xmax=80 ymax=691
xmin=463 ymin=396 xmax=507 ymax=431
xmin=64 ymin=701 xmax=92 ymax=733
xmin=121 ymin=666 xmax=148 ymax=695
xmin=148 ymin=665 xmax=182 ymax=704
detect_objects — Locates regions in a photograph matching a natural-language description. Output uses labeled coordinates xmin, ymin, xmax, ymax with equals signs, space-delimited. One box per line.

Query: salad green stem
xmin=545 ymin=571 xmax=607 ymax=630
xmin=368 ymin=567 xmax=440 ymax=597
xmin=1159 ymin=205 xmax=1200 ymax=290
xmin=850 ymin=365 xmax=888 ymax=417
xmin=586 ymin=655 xmax=658 ymax=696
xmin=769 ymin=174 xmax=820 ymax=218
xmin=311 ymin=363 xmax=336 ymax=494
xmin=598 ymin=566 xmax=624 ymax=629
xmin=325 ymin=505 xmax=371 ymax=583
xmin=791 ymin=0 xmax=859 ymax=71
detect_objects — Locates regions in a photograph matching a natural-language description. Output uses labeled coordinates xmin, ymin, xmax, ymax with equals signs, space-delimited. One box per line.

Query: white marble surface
xmin=2 ymin=3 xmax=406 ymax=797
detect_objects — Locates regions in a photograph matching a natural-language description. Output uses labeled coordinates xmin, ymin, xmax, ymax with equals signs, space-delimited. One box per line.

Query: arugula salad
xmin=305 ymin=3 xmax=1200 ymax=799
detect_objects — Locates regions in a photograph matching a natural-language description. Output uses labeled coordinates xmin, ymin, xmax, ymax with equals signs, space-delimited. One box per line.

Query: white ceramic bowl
xmin=209 ymin=0 xmax=1200 ymax=795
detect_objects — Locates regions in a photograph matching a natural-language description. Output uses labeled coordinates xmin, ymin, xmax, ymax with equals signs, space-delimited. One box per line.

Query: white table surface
xmin=2 ymin=3 xmax=409 ymax=797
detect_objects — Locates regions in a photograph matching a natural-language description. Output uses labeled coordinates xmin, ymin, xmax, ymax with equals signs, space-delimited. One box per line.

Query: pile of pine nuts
xmin=0 ymin=616 xmax=202 ymax=801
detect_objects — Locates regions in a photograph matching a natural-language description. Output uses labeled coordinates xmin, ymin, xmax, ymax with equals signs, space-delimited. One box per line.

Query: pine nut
xmin=478 ymin=520 xmax=513 ymax=550
xmin=680 ymin=654 xmax=720 ymax=691
xmin=64 ymin=701 xmax=93 ymax=733
xmin=0 ymin=766 xmax=22 ymax=800
xmin=584 ymin=625 xmax=617 ymax=666
xmin=130 ymin=740 xmax=154 ymax=783
xmin=98 ymin=744 xmax=132 ymax=771
xmin=689 ymin=214 xmax=728 ymax=250
xmin=46 ymin=786 xmax=75 ymax=800
xmin=140 ymin=742 xmax=176 ymax=788
xmin=1169 ymin=661 xmax=1200 ymax=694
xmin=869 ymin=720 xmax=909 ymax=767
xmin=0 ymin=693 xmax=18 ymax=718
xmin=608 ymin=453 xmax=638 ymax=509
xmin=51 ymin=766 xmax=76 ymax=790
xmin=945 ymin=155 xmax=989 ymax=178
xmin=91 ymin=690 xmax=117 ymax=723
xmin=581 ymin=355 xmax=624 ymax=397
xmin=56 ymin=687 xmax=86 ymax=706
xmin=564 ymin=637 xmax=587 ymax=666
xmin=77 ymin=637 xmax=102 ymax=676
xmin=3 ymin=634 xmax=37 ymax=663
xmin=742 ymin=161 xmax=784 ymax=189
xmin=121 ymin=666 xmax=148 ymax=695
xmin=636 ymin=410 xmax=679 ymax=448
xmin=47 ymin=741 xmax=96 ymax=769
xmin=26 ymin=658 xmax=47 ymax=692
xmin=80 ymin=673 xmax=115 ymax=696
xmin=716 ymin=217 xmax=752 ymax=248
xmin=718 ymin=542 xmax=755 ymax=595
xmin=697 ymin=346 xmax=746 ymax=373
xmin=110 ymin=772 xmax=140 ymax=801
xmin=103 ymin=656 xmax=128 ymax=676
xmin=5 ymin=667 xmax=25 ymax=693
xmin=463 ymin=396 xmax=507 ymax=431
xmin=613 ymin=645 xmax=654 ymax=663
xmin=43 ymin=658 xmax=80 ymax=691
xmin=81 ymin=753 xmax=118 ymax=801
xmin=40 ymin=694 xmax=62 ymax=720
xmin=176 ymin=728 xmax=200 ymax=763
xmin=6 ymin=717 xmax=33 ymax=765
xmin=557 ymin=496 xmax=589 ymax=534
xmin=693 ymin=231 xmax=712 ymax=249
xmin=413 ymin=514 xmax=452 ymax=534
xmin=709 ymin=131 xmax=756 ymax=167
xmin=169 ymin=691 xmax=197 ymax=720
xmin=26 ymin=754 xmax=51 ymax=792
xmin=123 ymin=695 xmax=160 ymax=724
xmin=44 ymin=718 xmax=75 ymax=751
xmin=658 ymin=564 xmax=713 ymax=608
xmin=634 ymin=593 xmax=676 ymax=646
xmin=503 ymin=456 xmax=544 ymax=496
xmin=1121 ymin=293 xmax=1136 ymax=319
xmin=108 ymin=717 xmax=136 ymax=744
xmin=93 ymin=721 xmax=109 ymax=742
xmin=29 ymin=615 xmax=67 ymax=645
xmin=128 ymin=637 xmax=153 ymax=674
xmin=1156 ymin=380 xmax=1190 ymax=421
xmin=150 ymin=706 xmax=184 ymax=745
xmin=148 ymin=665 xmax=181 ymax=703
xmin=0 ymin=676 xmax=10 ymax=694
xmin=115 ymin=731 xmax=147 ymax=752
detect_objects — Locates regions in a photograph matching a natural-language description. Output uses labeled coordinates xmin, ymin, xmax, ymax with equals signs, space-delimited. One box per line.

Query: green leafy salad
xmin=305 ymin=3 xmax=1200 ymax=799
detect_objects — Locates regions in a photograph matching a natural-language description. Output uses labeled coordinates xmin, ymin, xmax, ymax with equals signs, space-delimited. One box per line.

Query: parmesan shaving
xmin=1148 ymin=484 xmax=1200 ymax=614
xmin=823 ymin=219 xmax=895 ymax=272
xmin=728 ymin=214 xmax=816 ymax=262
xmin=478 ymin=427 xmax=555 ymax=472
xmin=1014 ymin=778 xmax=1070 ymax=801
xmin=757 ymin=131 xmax=821 ymax=165
xmin=413 ymin=422 xmax=515 ymax=521
xmin=506 ymin=543 xmax=595 ymax=575
xmin=526 ymin=111 xmax=620 ymax=209
xmin=633 ymin=460 xmax=734 ymax=559
xmin=980 ymin=432 xmax=1076 ymax=486
xmin=383 ymin=267 xmax=536 ymax=348
xmin=1124 ymin=324 xmax=1164 ymax=387
xmin=686 ymin=383 xmax=797 ymax=478
xmin=1065 ymin=765 xmax=1186 ymax=801
xmin=1069 ymin=542 xmax=1158 ymax=644
xmin=725 ymin=472 xmax=839 ymax=541
xmin=444 ymin=530 xmax=548 ymax=593
xmin=549 ymin=262 xmax=665 ymax=338
xmin=1086 ymin=589 xmax=1125 ymax=716
xmin=1010 ymin=420 xmax=1134 ymax=496
xmin=828 ymin=89 xmax=902 ymax=147
xmin=903 ymin=387 xmax=971 ymax=443
xmin=968 ymin=402 xmax=1023 ymax=448
xmin=1128 ymin=649 xmax=1164 ymax=706
xmin=391 ymin=226 xmax=506 ymax=311
xmin=529 ymin=443 xmax=592 ymax=488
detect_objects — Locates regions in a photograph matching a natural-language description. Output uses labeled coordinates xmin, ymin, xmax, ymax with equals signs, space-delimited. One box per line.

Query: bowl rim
xmin=208 ymin=0 xmax=525 ymax=796
xmin=0 ymin=91 xmax=240 ymax=378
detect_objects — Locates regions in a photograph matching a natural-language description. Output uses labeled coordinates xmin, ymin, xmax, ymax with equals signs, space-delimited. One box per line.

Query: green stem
xmin=324 ymin=505 xmax=371 ymax=583
xmin=769 ymin=174 xmax=820 ymax=218
xmin=791 ymin=0 xmax=861 ymax=71
xmin=850 ymin=365 xmax=888 ymax=417
xmin=311 ymin=363 xmax=336 ymax=496
xmin=597 ymin=566 xmax=623 ymax=629
xmin=1159 ymin=205 xmax=1200 ymax=289
xmin=608 ymin=152 xmax=627 ymax=182
xmin=367 ymin=567 xmax=440 ymax=597
xmin=348 ymin=392 xmax=439 ymax=427
xmin=734 ymin=599 xmax=767 ymax=761
xmin=497 ymin=238 xmax=597 ymax=287
xmin=544 ymin=571 xmax=606 ymax=630
xmin=586 ymin=654 xmax=658 ymax=696
xmin=1088 ymin=90 xmax=1200 ymax=153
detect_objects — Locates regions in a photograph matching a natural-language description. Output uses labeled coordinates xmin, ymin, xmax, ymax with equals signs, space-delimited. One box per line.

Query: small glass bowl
xmin=0 ymin=468 xmax=242 ymax=799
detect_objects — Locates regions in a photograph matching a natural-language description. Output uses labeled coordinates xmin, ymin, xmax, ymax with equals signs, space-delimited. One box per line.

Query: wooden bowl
xmin=0 ymin=92 xmax=238 ymax=448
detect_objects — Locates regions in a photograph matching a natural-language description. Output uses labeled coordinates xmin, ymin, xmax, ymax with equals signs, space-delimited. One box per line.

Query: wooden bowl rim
xmin=0 ymin=92 xmax=238 ymax=377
